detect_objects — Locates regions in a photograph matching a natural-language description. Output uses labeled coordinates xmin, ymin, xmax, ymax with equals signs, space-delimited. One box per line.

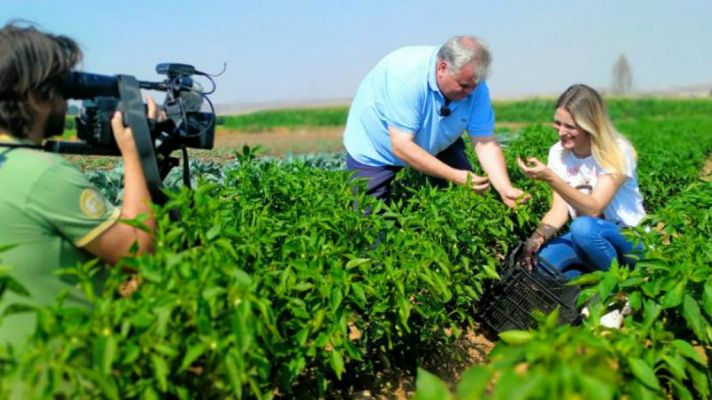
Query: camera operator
xmin=0 ymin=23 xmax=155 ymax=350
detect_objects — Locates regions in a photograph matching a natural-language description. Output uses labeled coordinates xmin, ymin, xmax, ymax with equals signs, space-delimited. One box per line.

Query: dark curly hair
xmin=0 ymin=22 xmax=82 ymax=139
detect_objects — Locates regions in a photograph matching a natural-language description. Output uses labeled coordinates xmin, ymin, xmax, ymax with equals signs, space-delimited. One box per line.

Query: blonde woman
xmin=517 ymin=84 xmax=645 ymax=279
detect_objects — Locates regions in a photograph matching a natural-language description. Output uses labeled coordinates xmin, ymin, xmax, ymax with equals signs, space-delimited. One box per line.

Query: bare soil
xmin=211 ymin=126 xmax=345 ymax=157
xmin=208 ymin=121 xmax=528 ymax=160
xmin=701 ymin=154 xmax=712 ymax=181
xmin=346 ymin=327 xmax=495 ymax=399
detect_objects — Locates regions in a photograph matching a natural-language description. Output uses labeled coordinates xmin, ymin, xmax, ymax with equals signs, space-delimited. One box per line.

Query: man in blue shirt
xmin=343 ymin=35 xmax=526 ymax=207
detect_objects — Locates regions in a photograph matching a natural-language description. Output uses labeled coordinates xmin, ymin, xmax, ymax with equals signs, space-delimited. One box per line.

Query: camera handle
xmin=116 ymin=75 xmax=167 ymax=205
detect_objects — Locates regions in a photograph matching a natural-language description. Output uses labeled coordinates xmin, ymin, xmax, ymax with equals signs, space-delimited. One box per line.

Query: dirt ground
xmin=347 ymin=327 xmax=495 ymax=400
xmin=207 ymin=122 xmax=528 ymax=159
xmin=210 ymin=126 xmax=345 ymax=157
xmin=70 ymin=122 xmax=530 ymax=168
xmin=67 ymin=127 xmax=345 ymax=169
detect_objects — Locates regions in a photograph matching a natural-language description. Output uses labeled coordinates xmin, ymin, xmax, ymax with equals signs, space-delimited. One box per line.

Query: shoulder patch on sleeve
xmin=79 ymin=188 xmax=107 ymax=218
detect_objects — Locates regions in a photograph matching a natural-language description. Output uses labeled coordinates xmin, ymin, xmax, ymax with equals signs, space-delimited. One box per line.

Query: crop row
xmin=2 ymin=100 xmax=710 ymax=398
xmin=418 ymin=176 xmax=712 ymax=399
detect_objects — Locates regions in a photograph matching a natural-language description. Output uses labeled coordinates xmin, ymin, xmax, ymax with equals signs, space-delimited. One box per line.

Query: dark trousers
xmin=346 ymin=137 xmax=473 ymax=201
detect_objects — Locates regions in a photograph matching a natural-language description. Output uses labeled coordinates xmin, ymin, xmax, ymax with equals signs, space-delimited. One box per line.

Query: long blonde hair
xmin=556 ymin=84 xmax=635 ymax=176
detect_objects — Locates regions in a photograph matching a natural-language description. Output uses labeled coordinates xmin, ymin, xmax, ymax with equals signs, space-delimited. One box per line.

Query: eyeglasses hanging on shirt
xmin=439 ymin=98 xmax=452 ymax=117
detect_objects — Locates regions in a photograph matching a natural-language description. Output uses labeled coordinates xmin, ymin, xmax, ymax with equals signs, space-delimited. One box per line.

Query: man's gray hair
xmin=436 ymin=36 xmax=492 ymax=81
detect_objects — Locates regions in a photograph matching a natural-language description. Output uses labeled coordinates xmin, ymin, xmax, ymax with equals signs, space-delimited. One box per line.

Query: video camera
xmin=44 ymin=63 xmax=217 ymax=205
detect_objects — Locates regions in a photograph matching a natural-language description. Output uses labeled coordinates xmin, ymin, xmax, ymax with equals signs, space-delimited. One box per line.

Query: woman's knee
xmin=570 ymin=216 xmax=602 ymax=244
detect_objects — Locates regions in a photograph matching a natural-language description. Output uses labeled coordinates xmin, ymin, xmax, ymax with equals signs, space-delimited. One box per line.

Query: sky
xmin=3 ymin=0 xmax=712 ymax=107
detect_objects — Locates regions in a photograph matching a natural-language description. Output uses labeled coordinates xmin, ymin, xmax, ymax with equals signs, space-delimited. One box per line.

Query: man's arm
xmin=84 ymin=110 xmax=155 ymax=265
xmin=390 ymin=126 xmax=489 ymax=193
xmin=472 ymin=135 xmax=529 ymax=207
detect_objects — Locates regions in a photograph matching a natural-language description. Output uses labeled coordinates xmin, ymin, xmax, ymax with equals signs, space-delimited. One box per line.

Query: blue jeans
xmin=537 ymin=216 xmax=640 ymax=280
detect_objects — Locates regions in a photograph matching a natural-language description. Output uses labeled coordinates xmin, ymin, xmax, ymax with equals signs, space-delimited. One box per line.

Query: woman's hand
xmin=522 ymin=233 xmax=545 ymax=270
xmin=522 ymin=223 xmax=557 ymax=270
xmin=517 ymin=157 xmax=553 ymax=182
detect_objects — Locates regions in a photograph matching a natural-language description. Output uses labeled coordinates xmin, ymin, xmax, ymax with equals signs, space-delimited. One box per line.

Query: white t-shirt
xmin=547 ymin=138 xmax=646 ymax=227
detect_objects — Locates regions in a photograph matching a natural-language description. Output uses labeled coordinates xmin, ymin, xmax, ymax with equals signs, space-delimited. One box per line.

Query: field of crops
xmin=2 ymin=98 xmax=711 ymax=399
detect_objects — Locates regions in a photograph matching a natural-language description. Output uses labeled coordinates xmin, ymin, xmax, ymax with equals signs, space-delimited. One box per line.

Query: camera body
xmin=51 ymin=63 xmax=218 ymax=204
xmin=69 ymin=63 xmax=215 ymax=152
xmin=76 ymin=97 xmax=120 ymax=147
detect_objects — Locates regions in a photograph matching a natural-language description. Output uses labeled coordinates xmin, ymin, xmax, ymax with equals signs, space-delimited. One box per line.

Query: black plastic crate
xmin=477 ymin=242 xmax=581 ymax=334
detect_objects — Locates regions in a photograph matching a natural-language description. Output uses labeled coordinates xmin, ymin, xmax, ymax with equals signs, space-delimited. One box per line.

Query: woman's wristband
xmin=534 ymin=223 xmax=558 ymax=241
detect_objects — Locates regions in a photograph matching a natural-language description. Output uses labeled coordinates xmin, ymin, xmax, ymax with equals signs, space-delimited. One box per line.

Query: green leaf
xmin=579 ymin=375 xmax=616 ymax=400
xmin=330 ymin=349 xmax=345 ymax=380
xmin=490 ymin=369 xmax=526 ymax=400
xmin=122 ymin=343 xmax=141 ymax=365
xmin=682 ymin=294 xmax=705 ymax=341
xmin=456 ymin=367 xmax=493 ymax=400
xmin=660 ymin=354 xmax=687 ymax=381
xmin=627 ymin=291 xmax=642 ymax=311
xmin=636 ymin=258 xmax=671 ymax=271
xmin=331 ymin=287 xmax=343 ymax=311
xmin=292 ymin=282 xmax=314 ymax=292
xmin=179 ymin=343 xmax=206 ymax=372
xmin=544 ymin=308 xmax=560 ymax=331
xmin=351 ymin=283 xmax=367 ymax=306
xmin=0 ymin=244 xmax=18 ymax=254
xmin=225 ymin=349 xmax=243 ymax=398
xmin=231 ymin=268 xmax=252 ymax=286
xmin=83 ymin=369 xmax=120 ymax=400
xmin=660 ymin=281 xmax=685 ymax=309
xmin=0 ymin=274 xmax=30 ymax=297
xmin=702 ymin=281 xmax=712 ymax=319
xmin=498 ymin=330 xmax=534 ymax=345
xmin=569 ymin=273 xmax=602 ymax=286
xmin=118 ymin=213 xmax=152 ymax=232
xmin=628 ymin=357 xmax=660 ymax=391
xmin=1 ymin=303 xmax=35 ymax=316
xmin=687 ymin=362 xmax=711 ymax=398
xmin=154 ymin=343 xmax=179 ymax=358
xmin=345 ymin=258 xmax=371 ymax=270
xmin=151 ymin=354 xmax=169 ymax=393
xmin=642 ymin=300 xmax=661 ymax=331
xmin=629 ymin=381 xmax=658 ymax=400
xmin=142 ymin=386 xmax=159 ymax=400
xmin=619 ymin=277 xmax=646 ymax=288
xmin=482 ymin=264 xmax=500 ymax=280
xmin=670 ymin=381 xmax=694 ymax=400
xmin=206 ymin=224 xmax=221 ymax=240
xmin=414 ymin=368 xmax=452 ymax=400
xmin=101 ymin=334 xmax=117 ymax=375
xmin=672 ymin=339 xmax=705 ymax=365
xmin=598 ymin=273 xmax=617 ymax=300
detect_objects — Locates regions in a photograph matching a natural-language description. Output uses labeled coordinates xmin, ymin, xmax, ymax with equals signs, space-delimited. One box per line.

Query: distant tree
xmin=611 ymin=54 xmax=633 ymax=95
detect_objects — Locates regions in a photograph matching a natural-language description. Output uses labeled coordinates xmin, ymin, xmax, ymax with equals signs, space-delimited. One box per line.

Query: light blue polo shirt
xmin=343 ymin=46 xmax=495 ymax=167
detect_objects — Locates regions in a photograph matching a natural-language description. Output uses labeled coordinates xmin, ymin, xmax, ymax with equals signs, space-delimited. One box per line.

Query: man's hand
xmin=498 ymin=186 xmax=531 ymax=208
xmin=112 ymin=96 xmax=159 ymax=160
xmin=517 ymin=156 xmax=553 ymax=182
xmin=457 ymin=170 xmax=490 ymax=194
xmin=111 ymin=111 xmax=137 ymax=158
